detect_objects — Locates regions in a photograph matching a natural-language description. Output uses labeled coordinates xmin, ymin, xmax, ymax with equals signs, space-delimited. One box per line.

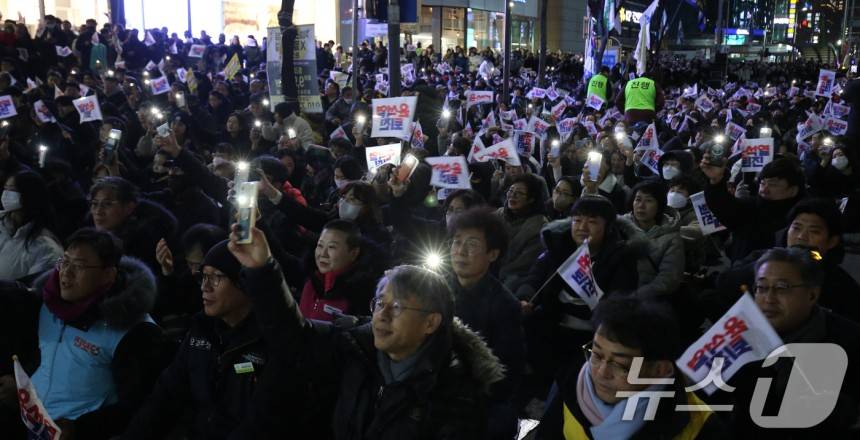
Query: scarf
xmin=42 ymin=269 xmax=110 ymax=323
xmin=575 ymin=363 xmax=657 ymax=440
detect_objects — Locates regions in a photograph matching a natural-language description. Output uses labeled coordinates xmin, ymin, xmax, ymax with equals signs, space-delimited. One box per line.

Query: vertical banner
xmin=690 ymin=191 xmax=727 ymax=235
xmin=816 ymin=69 xmax=836 ymax=98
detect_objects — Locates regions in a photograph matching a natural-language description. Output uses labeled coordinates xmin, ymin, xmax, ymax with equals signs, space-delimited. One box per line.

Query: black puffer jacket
xmin=240 ymin=260 xmax=506 ymax=440
xmin=123 ymin=311 xmax=269 ymax=440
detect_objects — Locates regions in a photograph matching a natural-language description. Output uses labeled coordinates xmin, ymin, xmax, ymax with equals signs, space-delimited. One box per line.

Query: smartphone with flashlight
xmin=397 ymin=154 xmax=420 ymax=183
xmin=175 ymin=91 xmax=186 ymax=109
xmin=103 ymin=129 xmax=122 ymax=165
xmin=235 ymin=181 xmax=259 ymax=244
xmin=704 ymin=142 xmax=728 ymax=167
xmin=586 ymin=151 xmax=603 ymax=182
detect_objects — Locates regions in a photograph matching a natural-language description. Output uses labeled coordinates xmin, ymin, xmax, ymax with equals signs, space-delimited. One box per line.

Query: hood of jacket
xmin=448 ymin=318 xmax=506 ymax=394
xmin=33 ymin=256 xmax=157 ymax=329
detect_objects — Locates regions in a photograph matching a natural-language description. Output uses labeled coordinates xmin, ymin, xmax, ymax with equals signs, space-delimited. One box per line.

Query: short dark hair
xmin=442 ymin=189 xmax=486 ymax=213
xmin=322 ymin=219 xmax=362 ymax=250
xmin=591 ymin=295 xmax=681 ymax=360
xmin=570 ymin=195 xmax=616 ymax=225
xmin=90 ymin=176 xmax=139 ymax=204
xmin=628 ymin=180 xmax=668 ymax=218
xmin=759 ymin=158 xmax=804 ymax=189
xmin=754 ymin=247 xmax=825 ymax=288
xmin=254 ymin=155 xmax=289 ymax=185
xmin=787 ymin=197 xmax=842 ymax=238
xmin=181 ymin=223 xmax=227 ymax=255
xmin=66 ymin=227 xmax=124 ymax=267
xmin=274 ymin=102 xmax=293 ymax=118
xmin=506 ymin=173 xmax=546 ymax=217
xmin=668 ymin=175 xmax=701 ymax=195
xmin=334 ymin=155 xmax=364 ymax=181
xmin=447 ymin=207 xmax=509 ymax=258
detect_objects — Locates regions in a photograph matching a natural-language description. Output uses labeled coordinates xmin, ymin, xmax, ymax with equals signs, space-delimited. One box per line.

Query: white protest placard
xmin=464 ymin=90 xmax=494 ymax=108
xmin=682 ymin=83 xmax=698 ymax=98
xmin=689 ymin=191 xmax=726 ymax=235
xmin=144 ymin=30 xmax=156 ymax=46
xmin=640 ymin=148 xmax=663 ymax=175
xmin=557 ymin=241 xmax=604 ymax=310
xmin=500 ymin=110 xmax=517 ymax=121
xmin=482 ymin=111 xmax=497 ymax=130
xmin=740 ymin=137 xmax=774 ymax=172
xmin=513 ymin=131 xmax=537 ymax=156
xmin=73 ymin=95 xmax=103 ymax=123
xmin=176 ymin=68 xmax=188 ymax=83
xmin=330 ymin=125 xmax=348 ymax=140
xmin=34 ymin=100 xmax=56 ymax=123
xmin=677 ymin=294 xmax=783 ymax=395
xmin=365 ymin=143 xmax=402 ymax=173
xmin=467 ymin=136 xmax=485 ymax=163
xmin=816 ymin=69 xmax=836 ymax=97
xmin=330 ymin=71 xmax=349 ymax=89
xmin=0 ymin=95 xmax=17 ymax=119
xmin=529 ymin=116 xmax=552 ymax=140
xmin=582 ymin=121 xmax=598 ymax=138
xmin=557 ymin=117 xmax=577 ymax=142
xmin=425 ymin=156 xmax=471 ymax=189
xmin=473 ymin=138 xmax=520 ymax=166
xmin=798 ymin=113 xmax=824 ymax=140
xmin=370 ymin=96 xmax=418 ymax=139
xmin=746 ymin=103 xmax=761 ymax=114
xmin=725 ymin=121 xmax=747 ymax=141
xmin=187 ymin=44 xmax=206 ymax=58
xmin=55 ymin=46 xmax=72 ymax=57
xmin=526 ymin=87 xmax=547 ymax=100
xmin=831 ymin=102 xmax=851 ymax=119
xmin=149 ymin=76 xmax=170 ymax=95
xmin=825 ymin=117 xmax=848 ymax=136
xmin=410 ymin=121 xmax=426 ymax=149
xmin=551 ymin=101 xmax=568 ymax=119
xmin=512 ymin=118 xmax=528 ymax=131
xmin=585 ymin=94 xmax=604 ymax=111
xmin=14 ymin=357 xmax=62 ymax=439
xmin=545 ymin=87 xmax=561 ymax=102
xmin=634 ymin=123 xmax=659 ymax=151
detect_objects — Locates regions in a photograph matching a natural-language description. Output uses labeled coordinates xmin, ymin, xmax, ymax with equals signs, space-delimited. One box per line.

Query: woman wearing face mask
xmin=808 ymin=146 xmax=859 ymax=198
xmin=546 ymin=177 xmax=581 ymax=220
xmin=297 ymin=219 xmax=384 ymax=323
xmin=224 ymin=112 xmax=251 ymax=155
xmin=0 ymin=171 xmax=63 ymax=281
xmin=665 ymin=176 xmax=714 ymax=273
xmin=616 ymin=180 xmax=685 ymax=298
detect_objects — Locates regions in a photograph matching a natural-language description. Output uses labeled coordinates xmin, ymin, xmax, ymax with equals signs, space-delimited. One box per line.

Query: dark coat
xmin=123 ymin=312 xmax=269 ymax=440
xmin=239 ymin=260 xmax=506 ymax=440
xmin=704 ymin=178 xmax=802 ymax=262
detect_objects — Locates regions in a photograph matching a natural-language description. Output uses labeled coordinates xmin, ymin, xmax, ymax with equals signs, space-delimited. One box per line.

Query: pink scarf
xmin=576 ymin=363 xmax=606 ymax=426
xmin=42 ymin=269 xmax=109 ymax=323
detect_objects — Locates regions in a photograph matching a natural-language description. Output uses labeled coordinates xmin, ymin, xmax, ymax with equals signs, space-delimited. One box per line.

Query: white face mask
xmin=335 ymin=178 xmax=349 ymax=190
xmin=662 ymin=165 xmax=681 ymax=181
xmin=338 ymin=199 xmax=362 ymax=220
xmin=832 ymin=156 xmax=850 ymax=171
xmin=1 ymin=190 xmax=21 ymax=212
xmin=666 ymin=191 xmax=689 ymax=209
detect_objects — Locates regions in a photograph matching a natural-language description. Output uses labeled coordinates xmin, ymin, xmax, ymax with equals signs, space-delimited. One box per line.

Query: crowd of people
xmin=0 ymin=12 xmax=857 ymax=440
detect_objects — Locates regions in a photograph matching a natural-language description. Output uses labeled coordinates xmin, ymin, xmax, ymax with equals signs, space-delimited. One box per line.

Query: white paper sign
xmin=187 ymin=44 xmax=207 ymax=58
xmin=557 ymin=241 xmax=604 ymax=310
xmin=370 ymin=96 xmax=418 ymax=139
xmin=365 ymin=143 xmax=402 ymax=173
xmin=55 ymin=46 xmax=72 ymax=57
xmin=825 ymin=117 xmax=848 ymax=136
xmin=585 ymin=94 xmax=604 ymax=111
xmin=677 ymin=294 xmax=783 ymax=395
xmin=640 ymin=148 xmax=663 ymax=175
xmin=740 ymin=137 xmax=774 ymax=172
xmin=34 ymin=100 xmax=56 ymax=123
xmin=72 ymin=95 xmax=103 ymax=123
xmin=816 ymin=69 xmax=836 ymax=97
xmin=473 ymin=138 xmax=520 ymax=166
xmin=464 ymin=90 xmax=494 ymax=108
xmin=425 ymin=156 xmax=471 ymax=189
xmin=0 ymin=95 xmax=17 ymax=119
xmin=513 ymin=131 xmax=537 ymax=156
xmin=725 ymin=121 xmax=747 ymax=141
xmin=149 ymin=76 xmax=170 ymax=95
xmin=690 ymin=191 xmax=726 ymax=235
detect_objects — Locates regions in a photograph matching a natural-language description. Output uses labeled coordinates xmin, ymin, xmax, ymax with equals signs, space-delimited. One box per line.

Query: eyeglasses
xmin=450 ymin=238 xmax=485 ymax=255
xmin=56 ymin=257 xmax=104 ymax=274
xmin=370 ymin=297 xmax=434 ymax=318
xmin=197 ymin=272 xmax=228 ymax=288
xmin=90 ymin=199 xmax=119 ymax=210
xmin=506 ymin=188 xmax=528 ymax=199
xmin=754 ymin=282 xmax=807 ymax=296
xmin=582 ymin=342 xmax=631 ymax=377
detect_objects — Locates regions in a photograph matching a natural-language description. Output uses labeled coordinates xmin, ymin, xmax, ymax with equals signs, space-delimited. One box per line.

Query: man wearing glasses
xmin=0 ymin=228 xmax=163 ymax=439
xmin=536 ymin=296 xmax=724 ymax=439
xmin=722 ymin=247 xmax=860 ymax=437
xmin=124 ymin=239 xmax=269 ymax=439
xmin=227 ymin=225 xmax=505 ymax=439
